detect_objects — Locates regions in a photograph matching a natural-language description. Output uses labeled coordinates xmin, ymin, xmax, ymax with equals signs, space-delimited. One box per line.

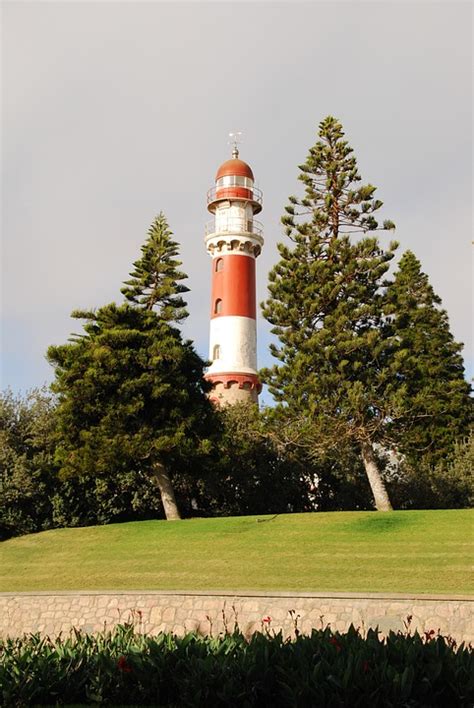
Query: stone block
xmin=368 ymin=615 xmax=404 ymax=635
xmin=268 ymin=607 xmax=287 ymax=621
xmin=308 ymin=609 xmax=325 ymax=621
xmin=458 ymin=605 xmax=471 ymax=619
xmin=245 ymin=612 xmax=260 ymax=623
xmin=184 ymin=619 xmax=200 ymax=633
xmin=203 ymin=599 xmax=220 ymax=611
xmin=434 ymin=604 xmax=451 ymax=618
xmin=149 ymin=607 xmax=162 ymax=624
xmin=323 ymin=614 xmax=337 ymax=625
xmin=424 ymin=617 xmax=441 ymax=632
xmin=162 ymin=607 xmax=176 ymax=623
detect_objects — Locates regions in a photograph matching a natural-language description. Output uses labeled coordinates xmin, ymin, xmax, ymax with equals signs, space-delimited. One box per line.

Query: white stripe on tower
xmin=204 ymin=147 xmax=264 ymax=405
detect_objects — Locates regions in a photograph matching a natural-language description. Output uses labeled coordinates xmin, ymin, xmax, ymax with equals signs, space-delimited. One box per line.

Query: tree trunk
xmin=360 ymin=441 xmax=393 ymax=512
xmin=153 ymin=462 xmax=181 ymax=520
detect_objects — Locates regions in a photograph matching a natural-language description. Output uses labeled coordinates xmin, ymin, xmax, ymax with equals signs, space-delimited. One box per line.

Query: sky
xmin=2 ymin=1 xmax=472 ymax=405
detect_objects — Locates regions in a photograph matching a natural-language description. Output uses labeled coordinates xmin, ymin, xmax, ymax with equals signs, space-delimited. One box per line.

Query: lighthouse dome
xmin=216 ymin=158 xmax=254 ymax=182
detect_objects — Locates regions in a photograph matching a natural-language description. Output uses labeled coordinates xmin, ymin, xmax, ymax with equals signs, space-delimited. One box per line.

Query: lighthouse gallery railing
xmin=205 ymin=218 xmax=263 ymax=238
xmin=207 ymin=185 xmax=263 ymax=207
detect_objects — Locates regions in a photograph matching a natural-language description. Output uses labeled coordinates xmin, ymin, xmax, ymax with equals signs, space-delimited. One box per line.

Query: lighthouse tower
xmin=204 ymin=145 xmax=264 ymax=405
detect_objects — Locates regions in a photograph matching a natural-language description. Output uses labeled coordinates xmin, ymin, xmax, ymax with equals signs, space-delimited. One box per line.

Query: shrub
xmin=1 ymin=624 xmax=472 ymax=706
xmin=386 ymin=433 xmax=474 ymax=510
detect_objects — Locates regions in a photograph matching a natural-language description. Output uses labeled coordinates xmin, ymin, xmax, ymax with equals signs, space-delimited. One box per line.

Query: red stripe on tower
xmin=211 ymin=255 xmax=256 ymax=319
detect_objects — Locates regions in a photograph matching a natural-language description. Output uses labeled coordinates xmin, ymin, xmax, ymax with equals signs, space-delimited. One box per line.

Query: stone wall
xmin=1 ymin=591 xmax=472 ymax=644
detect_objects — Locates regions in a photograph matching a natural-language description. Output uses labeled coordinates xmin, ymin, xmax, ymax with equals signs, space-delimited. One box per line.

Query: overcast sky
xmin=2 ymin=1 xmax=472 ymax=404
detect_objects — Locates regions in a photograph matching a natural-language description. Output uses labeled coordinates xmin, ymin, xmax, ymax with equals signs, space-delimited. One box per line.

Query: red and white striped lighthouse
xmin=204 ymin=145 xmax=263 ymax=405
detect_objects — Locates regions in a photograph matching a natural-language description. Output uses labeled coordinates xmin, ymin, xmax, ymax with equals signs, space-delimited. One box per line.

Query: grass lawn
xmin=1 ymin=509 xmax=472 ymax=595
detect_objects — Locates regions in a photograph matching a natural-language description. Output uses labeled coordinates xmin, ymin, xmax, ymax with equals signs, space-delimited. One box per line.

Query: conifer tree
xmin=48 ymin=215 xmax=213 ymax=521
xmin=121 ymin=212 xmax=189 ymax=321
xmin=385 ymin=250 xmax=472 ymax=465
xmin=261 ymin=116 xmax=398 ymax=511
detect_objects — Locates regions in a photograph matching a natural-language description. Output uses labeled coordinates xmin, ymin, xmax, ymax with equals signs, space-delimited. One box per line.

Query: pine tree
xmin=48 ymin=305 xmax=214 ymax=521
xmin=121 ymin=212 xmax=189 ymax=321
xmin=261 ymin=116 xmax=398 ymax=511
xmin=48 ymin=216 xmax=213 ymax=521
xmin=385 ymin=250 xmax=472 ymax=465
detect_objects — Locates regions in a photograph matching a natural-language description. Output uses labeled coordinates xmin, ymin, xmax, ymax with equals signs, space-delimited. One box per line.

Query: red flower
xmin=329 ymin=637 xmax=341 ymax=652
xmin=117 ymin=656 xmax=132 ymax=673
xmin=262 ymin=616 xmax=272 ymax=623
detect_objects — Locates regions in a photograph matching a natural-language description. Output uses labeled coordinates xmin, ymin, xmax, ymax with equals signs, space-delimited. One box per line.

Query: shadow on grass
xmin=352 ymin=513 xmax=420 ymax=535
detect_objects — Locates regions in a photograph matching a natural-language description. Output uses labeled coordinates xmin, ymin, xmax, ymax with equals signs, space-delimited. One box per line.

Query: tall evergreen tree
xmin=385 ymin=250 xmax=472 ymax=465
xmin=121 ymin=212 xmax=189 ymax=321
xmin=261 ymin=116 xmax=398 ymax=511
xmin=48 ymin=215 xmax=213 ymax=521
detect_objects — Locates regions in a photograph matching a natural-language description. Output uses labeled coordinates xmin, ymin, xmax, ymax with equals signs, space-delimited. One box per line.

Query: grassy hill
xmin=1 ymin=509 xmax=472 ymax=595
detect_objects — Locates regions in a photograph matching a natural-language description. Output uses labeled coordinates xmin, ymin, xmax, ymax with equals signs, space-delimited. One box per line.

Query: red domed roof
xmin=216 ymin=158 xmax=254 ymax=181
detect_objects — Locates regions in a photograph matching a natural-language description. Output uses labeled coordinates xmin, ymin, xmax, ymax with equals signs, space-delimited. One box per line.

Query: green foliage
xmin=303 ymin=441 xmax=377 ymax=512
xmin=0 ymin=389 xmax=171 ymax=537
xmin=385 ymin=250 xmax=472 ymax=466
xmin=1 ymin=624 xmax=472 ymax=706
xmin=282 ymin=115 xmax=395 ymax=240
xmin=49 ymin=469 xmax=164 ymax=528
xmin=261 ymin=116 xmax=398 ymax=510
xmin=386 ymin=433 xmax=474 ymax=510
xmin=0 ymin=389 xmax=57 ymax=540
xmin=261 ymin=116 xmax=472 ymax=511
xmin=47 ymin=213 xmax=217 ymax=520
xmin=262 ymin=234 xmax=399 ymax=445
xmin=47 ymin=303 xmax=214 ymax=496
xmin=121 ymin=212 xmax=189 ymax=321
xmin=199 ymin=403 xmax=313 ymax=516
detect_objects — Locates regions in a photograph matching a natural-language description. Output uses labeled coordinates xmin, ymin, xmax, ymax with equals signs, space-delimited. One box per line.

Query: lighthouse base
xmin=205 ymin=372 xmax=261 ymax=406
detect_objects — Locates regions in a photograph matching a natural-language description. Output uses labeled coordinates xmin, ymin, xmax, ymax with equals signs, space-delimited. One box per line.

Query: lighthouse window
xmin=214 ymin=298 xmax=222 ymax=314
xmin=216 ymin=176 xmax=253 ymax=188
xmin=213 ymin=344 xmax=221 ymax=360
xmin=215 ymin=258 xmax=224 ymax=272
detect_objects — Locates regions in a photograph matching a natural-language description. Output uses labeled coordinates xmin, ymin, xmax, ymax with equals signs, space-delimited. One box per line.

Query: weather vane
xmin=228 ymin=130 xmax=243 ymax=158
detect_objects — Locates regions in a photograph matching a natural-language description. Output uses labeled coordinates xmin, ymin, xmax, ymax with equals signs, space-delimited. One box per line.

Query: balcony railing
xmin=205 ymin=218 xmax=264 ymax=238
xmin=207 ymin=185 xmax=263 ymax=206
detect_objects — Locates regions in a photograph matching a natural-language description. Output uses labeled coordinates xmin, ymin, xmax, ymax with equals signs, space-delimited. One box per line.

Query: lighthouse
xmin=204 ymin=143 xmax=264 ymax=405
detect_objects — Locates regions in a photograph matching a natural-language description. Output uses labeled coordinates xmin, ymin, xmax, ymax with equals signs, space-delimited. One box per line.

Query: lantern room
xmin=207 ymin=148 xmax=262 ymax=215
